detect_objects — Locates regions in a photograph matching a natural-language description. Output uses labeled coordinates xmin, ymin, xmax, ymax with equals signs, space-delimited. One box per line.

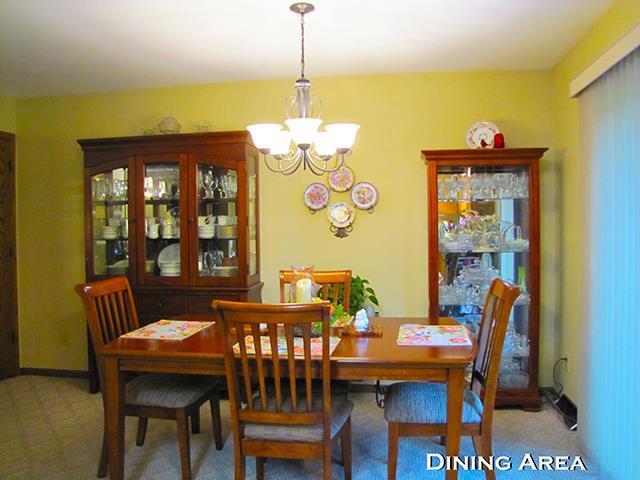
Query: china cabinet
xmin=422 ymin=148 xmax=546 ymax=410
xmin=79 ymin=131 xmax=262 ymax=392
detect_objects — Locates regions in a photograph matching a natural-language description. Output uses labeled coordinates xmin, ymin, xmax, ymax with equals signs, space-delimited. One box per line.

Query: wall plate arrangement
xmin=303 ymin=166 xmax=379 ymax=238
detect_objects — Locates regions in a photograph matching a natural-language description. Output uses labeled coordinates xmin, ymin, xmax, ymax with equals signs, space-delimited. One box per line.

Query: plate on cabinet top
xmin=466 ymin=121 xmax=499 ymax=148
xmin=327 ymin=166 xmax=355 ymax=192
xmin=303 ymin=182 xmax=330 ymax=211
xmin=350 ymin=182 xmax=378 ymax=210
xmin=158 ymin=243 xmax=180 ymax=266
xmin=327 ymin=202 xmax=356 ymax=228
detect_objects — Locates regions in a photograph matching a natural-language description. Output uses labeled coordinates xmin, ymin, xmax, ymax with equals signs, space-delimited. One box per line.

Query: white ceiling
xmin=0 ymin=0 xmax=614 ymax=98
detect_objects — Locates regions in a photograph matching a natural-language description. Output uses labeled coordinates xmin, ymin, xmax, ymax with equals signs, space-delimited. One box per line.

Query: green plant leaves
xmin=349 ymin=275 xmax=379 ymax=315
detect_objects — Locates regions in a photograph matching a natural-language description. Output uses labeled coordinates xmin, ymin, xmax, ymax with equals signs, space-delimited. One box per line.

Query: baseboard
xmin=20 ymin=368 xmax=89 ymax=379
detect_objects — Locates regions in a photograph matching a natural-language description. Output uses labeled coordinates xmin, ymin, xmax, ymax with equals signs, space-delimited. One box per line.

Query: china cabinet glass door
xmin=436 ymin=164 xmax=532 ymax=389
xmin=247 ymin=154 xmax=259 ymax=279
xmin=137 ymin=155 xmax=187 ymax=284
xmin=90 ymin=165 xmax=131 ymax=278
xmin=190 ymin=155 xmax=241 ymax=285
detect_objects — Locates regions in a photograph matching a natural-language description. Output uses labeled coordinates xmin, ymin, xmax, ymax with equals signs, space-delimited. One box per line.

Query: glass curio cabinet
xmin=80 ymin=131 xmax=262 ymax=393
xmin=423 ymin=148 xmax=546 ymax=410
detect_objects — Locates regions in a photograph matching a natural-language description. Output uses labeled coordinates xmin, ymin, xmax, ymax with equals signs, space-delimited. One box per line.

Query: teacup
xmin=148 ymin=223 xmax=159 ymax=239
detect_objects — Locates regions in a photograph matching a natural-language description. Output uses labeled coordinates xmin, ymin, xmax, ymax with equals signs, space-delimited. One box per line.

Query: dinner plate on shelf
xmin=157 ymin=243 xmax=180 ymax=265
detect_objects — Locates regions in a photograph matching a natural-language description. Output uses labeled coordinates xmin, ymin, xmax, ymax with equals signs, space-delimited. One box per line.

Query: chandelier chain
xmin=300 ymin=12 xmax=306 ymax=78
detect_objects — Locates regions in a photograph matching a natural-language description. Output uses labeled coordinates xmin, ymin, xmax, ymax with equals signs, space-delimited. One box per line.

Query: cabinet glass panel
xmin=143 ymin=164 xmax=181 ymax=278
xmin=437 ymin=165 xmax=531 ymax=389
xmin=196 ymin=164 xmax=239 ymax=277
xmin=248 ymin=157 xmax=258 ymax=276
xmin=91 ymin=168 xmax=129 ymax=276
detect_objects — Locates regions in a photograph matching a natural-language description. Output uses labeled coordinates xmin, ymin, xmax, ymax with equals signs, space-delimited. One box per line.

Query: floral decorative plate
xmin=466 ymin=121 xmax=499 ymax=148
xmin=328 ymin=166 xmax=355 ymax=192
xmin=303 ymin=182 xmax=330 ymax=211
xmin=327 ymin=202 xmax=356 ymax=228
xmin=350 ymin=182 xmax=378 ymax=210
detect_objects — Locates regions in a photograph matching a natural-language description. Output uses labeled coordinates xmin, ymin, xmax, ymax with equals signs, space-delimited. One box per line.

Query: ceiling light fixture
xmin=247 ymin=3 xmax=360 ymax=175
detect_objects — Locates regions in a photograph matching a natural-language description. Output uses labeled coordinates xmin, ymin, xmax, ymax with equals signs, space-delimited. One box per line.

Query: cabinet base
xmin=495 ymin=390 xmax=543 ymax=411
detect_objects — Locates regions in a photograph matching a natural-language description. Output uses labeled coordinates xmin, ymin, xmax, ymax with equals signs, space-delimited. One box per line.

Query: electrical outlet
xmin=561 ymin=356 xmax=569 ymax=373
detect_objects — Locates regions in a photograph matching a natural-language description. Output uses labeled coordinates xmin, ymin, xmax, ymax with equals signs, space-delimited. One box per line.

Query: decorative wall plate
xmin=303 ymin=182 xmax=330 ymax=211
xmin=328 ymin=166 xmax=355 ymax=192
xmin=327 ymin=202 xmax=356 ymax=228
xmin=466 ymin=121 xmax=499 ymax=148
xmin=350 ymin=182 xmax=378 ymax=211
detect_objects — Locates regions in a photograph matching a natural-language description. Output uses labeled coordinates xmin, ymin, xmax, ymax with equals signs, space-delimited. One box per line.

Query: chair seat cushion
xmin=244 ymin=396 xmax=354 ymax=443
xmin=383 ymin=382 xmax=483 ymax=424
xmin=126 ymin=374 xmax=220 ymax=409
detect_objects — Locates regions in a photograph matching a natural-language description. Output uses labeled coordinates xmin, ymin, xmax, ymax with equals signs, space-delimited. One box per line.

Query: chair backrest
xmin=470 ymin=278 xmax=520 ymax=421
xmin=279 ymin=269 xmax=351 ymax=311
xmin=212 ymin=301 xmax=332 ymax=436
xmin=74 ymin=277 xmax=139 ymax=382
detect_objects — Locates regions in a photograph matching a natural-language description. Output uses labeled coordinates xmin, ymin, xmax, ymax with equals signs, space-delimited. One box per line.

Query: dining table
xmin=99 ymin=315 xmax=477 ymax=480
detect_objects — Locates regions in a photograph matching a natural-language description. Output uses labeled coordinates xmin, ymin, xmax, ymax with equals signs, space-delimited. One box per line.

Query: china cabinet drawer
xmin=136 ymin=293 xmax=186 ymax=316
xmin=187 ymin=293 xmax=239 ymax=313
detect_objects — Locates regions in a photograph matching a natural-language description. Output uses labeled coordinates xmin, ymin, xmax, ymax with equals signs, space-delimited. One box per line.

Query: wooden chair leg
xmin=210 ymin=393 xmax=223 ymax=450
xmin=387 ymin=422 xmax=399 ymax=480
xmin=323 ymin=440 xmax=332 ymax=480
xmin=97 ymin=424 xmax=109 ymax=478
xmin=256 ymin=457 xmax=265 ymax=480
xmin=136 ymin=417 xmax=148 ymax=446
xmin=472 ymin=434 xmax=496 ymax=480
xmin=233 ymin=448 xmax=246 ymax=480
xmin=176 ymin=409 xmax=192 ymax=480
xmin=341 ymin=418 xmax=352 ymax=480
xmin=191 ymin=408 xmax=200 ymax=434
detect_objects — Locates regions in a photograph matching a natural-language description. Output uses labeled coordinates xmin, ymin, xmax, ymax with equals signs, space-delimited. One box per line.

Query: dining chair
xmin=212 ymin=300 xmax=353 ymax=480
xmin=383 ymin=278 xmax=520 ymax=480
xmin=75 ymin=277 xmax=224 ymax=480
xmin=279 ymin=269 xmax=352 ymax=312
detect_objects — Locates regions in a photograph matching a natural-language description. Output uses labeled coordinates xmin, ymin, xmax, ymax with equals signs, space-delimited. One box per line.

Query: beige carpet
xmin=0 ymin=375 xmax=597 ymax=479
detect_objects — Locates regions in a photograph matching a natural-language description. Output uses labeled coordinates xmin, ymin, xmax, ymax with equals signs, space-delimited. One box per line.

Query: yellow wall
xmin=551 ymin=0 xmax=640 ymax=404
xmin=15 ymin=71 xmax=556 ymax=374
xmin=0 ymin=94 xmax=17 ymax=133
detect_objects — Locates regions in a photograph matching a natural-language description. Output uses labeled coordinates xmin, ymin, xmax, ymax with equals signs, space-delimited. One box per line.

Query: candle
xmin=295 ymin=278 xmax=313 ymax=303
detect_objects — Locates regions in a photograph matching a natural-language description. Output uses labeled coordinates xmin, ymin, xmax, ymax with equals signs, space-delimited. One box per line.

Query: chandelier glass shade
xmin=247 ymin=3 xmax=359 ymax=175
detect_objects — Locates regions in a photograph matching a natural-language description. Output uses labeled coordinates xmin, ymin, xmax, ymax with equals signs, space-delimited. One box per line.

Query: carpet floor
xmin=0 ymin=376 xmax=598 ymax=479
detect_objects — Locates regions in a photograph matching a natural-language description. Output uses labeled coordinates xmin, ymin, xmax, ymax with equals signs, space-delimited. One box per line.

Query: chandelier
xmin=247 ymin=3 xmax=360 ymax=175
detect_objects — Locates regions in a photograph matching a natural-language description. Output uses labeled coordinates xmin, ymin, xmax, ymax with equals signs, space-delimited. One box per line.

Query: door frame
xmin=0 ymin=130 xmax=18 ymax=379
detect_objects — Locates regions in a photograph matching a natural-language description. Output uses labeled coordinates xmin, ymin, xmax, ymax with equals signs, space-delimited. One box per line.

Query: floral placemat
xmin=396 ymin=324 xmax=471 ymax=346
xmin=122 ymin=320 xmax=213 ymax=340
xmin=233 ymin=335 xmax=341 ymax=358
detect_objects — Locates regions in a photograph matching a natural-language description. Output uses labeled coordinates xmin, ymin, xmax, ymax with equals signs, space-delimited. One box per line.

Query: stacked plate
xmin=159 ymin=262 xmax=181 ymax=277
xmin=198 ymin=224 xmax=216 ymax=239
xmin=211 ymin=266 xmax=238 ymax=277
xmin=157 ymin=243 xmax=181 ymax=277
xmin=102 ymin=225 xmax=119 ymax=239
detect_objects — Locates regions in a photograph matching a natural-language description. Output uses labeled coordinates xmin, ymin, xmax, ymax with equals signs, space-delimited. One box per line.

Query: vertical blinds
xmin=579 ymin=47 xmax=640 ymax=480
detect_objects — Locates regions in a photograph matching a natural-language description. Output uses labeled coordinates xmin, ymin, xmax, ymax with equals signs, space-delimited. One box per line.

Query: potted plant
xmin=349 ymin=275 xmax=379 ymax=316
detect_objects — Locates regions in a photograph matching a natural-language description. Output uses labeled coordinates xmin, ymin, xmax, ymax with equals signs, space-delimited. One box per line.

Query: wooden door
xmin=0 ymin=131 xmax=18 ymax=379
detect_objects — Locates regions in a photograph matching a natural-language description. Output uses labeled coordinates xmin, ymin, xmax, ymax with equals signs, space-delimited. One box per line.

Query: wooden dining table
xmin=99 ymin=315 xmax=476 ymax=480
